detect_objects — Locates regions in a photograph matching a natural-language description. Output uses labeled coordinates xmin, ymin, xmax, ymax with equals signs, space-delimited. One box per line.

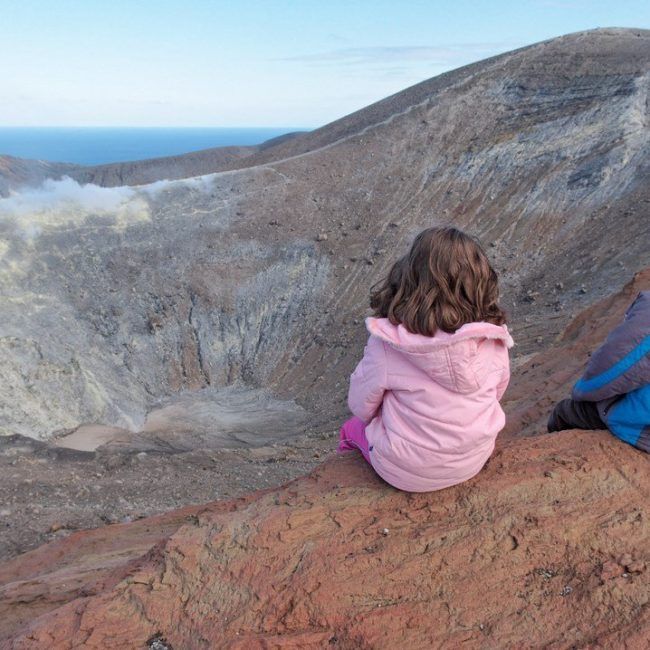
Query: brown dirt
xmin=0 ymin=430 xmax=333 ymax=562
xmin=502 ymin=268 xmax=650 ymax=436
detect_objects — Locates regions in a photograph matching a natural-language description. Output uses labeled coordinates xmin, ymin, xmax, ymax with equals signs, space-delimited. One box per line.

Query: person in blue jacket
xmin=548 ymin=291 xmax=649 ymax=453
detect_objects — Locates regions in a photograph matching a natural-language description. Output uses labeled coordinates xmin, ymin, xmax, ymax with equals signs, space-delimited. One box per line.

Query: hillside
xmin=0 ymin=156 xmax=77 ymax=197
xmin=0 ymin=132 xmax=306 ymax=196
xmin=1 ymin=28 xmax=649 ymax=445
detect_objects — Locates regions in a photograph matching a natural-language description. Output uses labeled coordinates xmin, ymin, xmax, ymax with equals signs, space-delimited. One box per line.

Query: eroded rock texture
xmin=2 ymin=428 xmax=648 ymax=648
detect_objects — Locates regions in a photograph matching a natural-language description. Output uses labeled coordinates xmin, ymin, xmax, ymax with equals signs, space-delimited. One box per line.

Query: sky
xmin=1 ymin=0 xmax=650 ymax=128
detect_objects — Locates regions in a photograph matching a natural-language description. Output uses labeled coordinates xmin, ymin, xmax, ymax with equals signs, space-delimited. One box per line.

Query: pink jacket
xmin=348 ymin=317 xmax=513 ymax=492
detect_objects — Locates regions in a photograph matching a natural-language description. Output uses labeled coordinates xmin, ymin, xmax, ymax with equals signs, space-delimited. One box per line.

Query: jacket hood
xmin=366 ymin=317 xmax=514 ymax=393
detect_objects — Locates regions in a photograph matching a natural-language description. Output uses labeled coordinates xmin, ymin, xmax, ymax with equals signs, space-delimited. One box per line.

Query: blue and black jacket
xmin=572 ymin=291 xmax=649 ymax=452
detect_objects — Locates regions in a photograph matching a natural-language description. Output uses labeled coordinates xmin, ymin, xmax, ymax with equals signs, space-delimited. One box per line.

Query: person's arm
xmin=572 ymin=291 xmax=650 ymax=402
xmin=347 ymin=336 xmax=387 ymax=424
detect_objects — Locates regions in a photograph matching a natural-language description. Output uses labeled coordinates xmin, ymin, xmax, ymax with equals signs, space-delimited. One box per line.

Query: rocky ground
xmin=0 ymin=429 xmax=334 ymax=562
xmin=2 ymin=430 xmax=648 ymax=648
xmin=2 ymin=266 xmax=646 ymax=567
xmin=1 ymin=268 xmax=647 ymax=647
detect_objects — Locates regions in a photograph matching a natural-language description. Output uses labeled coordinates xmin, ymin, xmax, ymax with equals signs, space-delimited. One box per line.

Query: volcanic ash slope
xmin=1 ymin=28 xmax=650 ymax=445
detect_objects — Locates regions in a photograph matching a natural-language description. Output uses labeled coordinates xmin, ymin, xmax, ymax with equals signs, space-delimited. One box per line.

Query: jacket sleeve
xmin=572 ymin=291 xmax=650 ymax=402
xmin=347 ymin=335 xmax=387 ymax=424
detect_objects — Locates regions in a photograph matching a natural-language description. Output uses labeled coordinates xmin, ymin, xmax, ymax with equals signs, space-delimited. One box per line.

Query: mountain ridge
xmin=2 ymin=28 xmax=649 ymax=194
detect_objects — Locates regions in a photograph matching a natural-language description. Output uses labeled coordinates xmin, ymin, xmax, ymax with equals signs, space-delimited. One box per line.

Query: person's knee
xmin=547 ymin=413 xmax=555 ymax=432
xmin=547 ymin=398 xmax=571 ymax=432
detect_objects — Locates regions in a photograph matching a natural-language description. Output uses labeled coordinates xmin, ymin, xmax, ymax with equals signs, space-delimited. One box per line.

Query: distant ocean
xmin=0 ymin=127 xmax=308 ymax=166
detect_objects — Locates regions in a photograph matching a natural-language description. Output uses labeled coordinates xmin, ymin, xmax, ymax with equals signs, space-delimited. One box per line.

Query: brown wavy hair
xmin=370 ymin=226 xmax=506 ymax=335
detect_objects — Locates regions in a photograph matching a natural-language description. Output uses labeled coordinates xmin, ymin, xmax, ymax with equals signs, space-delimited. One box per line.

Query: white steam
xmin=0 ymin=176 xmax=150 ymax=242
xmin=0 ymin=176 xmax=137 ymax=216
xmin=0 ymin=173 xmax=217 ymax=245
xmin=141 ymin=173 xmax=215 ymax=198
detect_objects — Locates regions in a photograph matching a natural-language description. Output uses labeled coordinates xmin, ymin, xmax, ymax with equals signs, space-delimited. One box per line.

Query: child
xmin=338 ymin=226 xmax=513 ymax=492
xmin=548 ymin=291 xmax=649 ymax=452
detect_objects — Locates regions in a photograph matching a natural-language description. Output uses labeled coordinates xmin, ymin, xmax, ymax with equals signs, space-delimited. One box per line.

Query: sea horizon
xmin=0 ymin=126 xmax=311 ymax=166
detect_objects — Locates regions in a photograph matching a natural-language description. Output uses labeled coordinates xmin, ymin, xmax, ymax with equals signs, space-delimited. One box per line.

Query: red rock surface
xmin=2 ymin=429 xmax=648 ymax=649
xmin=0 ymin=495 xmax=268 ymax=644
xmin=0 ymin=504 xmax=197 ymax=640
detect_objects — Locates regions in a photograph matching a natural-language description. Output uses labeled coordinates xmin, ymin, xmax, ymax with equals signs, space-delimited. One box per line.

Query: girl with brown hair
xmin=338 ymin=226 xmax=513 ymax=492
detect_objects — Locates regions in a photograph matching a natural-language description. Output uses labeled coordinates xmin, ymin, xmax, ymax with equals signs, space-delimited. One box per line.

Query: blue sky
xmin=1 ymin=0 xmax=649 ymax=127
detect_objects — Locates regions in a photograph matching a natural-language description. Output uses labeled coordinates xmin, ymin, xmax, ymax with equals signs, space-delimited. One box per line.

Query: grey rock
xmin=0 ymin=28 xmax=649 ymax=445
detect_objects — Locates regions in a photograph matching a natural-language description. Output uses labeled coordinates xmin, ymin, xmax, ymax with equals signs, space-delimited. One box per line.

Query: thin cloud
xmin=277 ymin=43 xmax=519 ymax=66
xmin=534 ymin=1 xmax=588 ymax=7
